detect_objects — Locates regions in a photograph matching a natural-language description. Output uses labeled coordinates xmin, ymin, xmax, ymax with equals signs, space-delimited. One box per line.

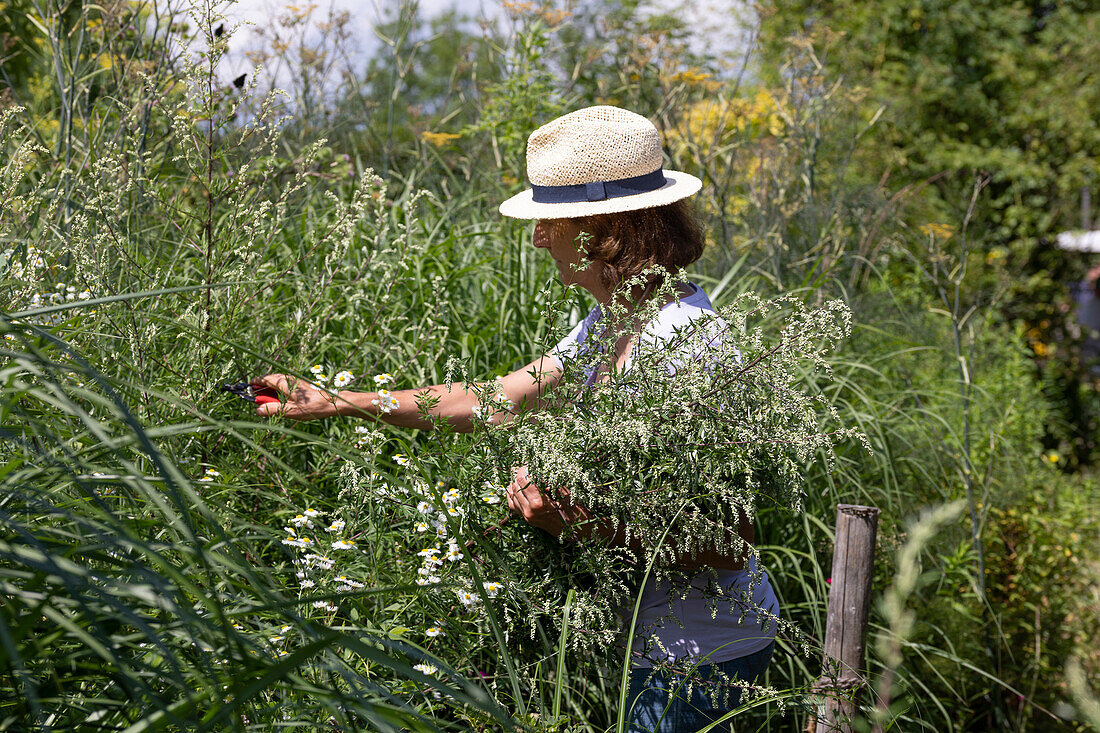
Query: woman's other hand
xmin=506 ymin=465 xmax=593 ymax=536
xmin=252 ymin=373 xmax=339 ymax=421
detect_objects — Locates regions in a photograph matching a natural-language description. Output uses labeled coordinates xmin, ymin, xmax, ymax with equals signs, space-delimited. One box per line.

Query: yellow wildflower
xmin=421 ymin=131 xmax=461 ymax=147
xmin=671 ymin=69 xmax=713 ymax=86
xmin=540 ymin=8 xmax=572 ymax=25
xmin=502 ymin=1 xmax=535 ymax=16
xmin=919 ymin=223 xmax=955 ymax=240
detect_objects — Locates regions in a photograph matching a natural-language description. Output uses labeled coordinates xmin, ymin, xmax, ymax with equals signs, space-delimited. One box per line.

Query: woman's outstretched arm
xmin=252 ymin=355 xmax=561 ymax=433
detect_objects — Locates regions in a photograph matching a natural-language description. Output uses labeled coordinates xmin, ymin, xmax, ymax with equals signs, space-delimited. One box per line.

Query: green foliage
xmin=474 ymin=281 xmax=861 ymax=655
xmin=0 ymin=326 xmax=510 ymax=730
xmin=758 ymin=0 xmax=1100 ymax=465
xmin=2 ymin=0 xmax=1098 ymax=730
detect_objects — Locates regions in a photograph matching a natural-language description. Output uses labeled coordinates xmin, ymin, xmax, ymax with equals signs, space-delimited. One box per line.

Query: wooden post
xmin=810 ymin=504 xmax=881 ymax=733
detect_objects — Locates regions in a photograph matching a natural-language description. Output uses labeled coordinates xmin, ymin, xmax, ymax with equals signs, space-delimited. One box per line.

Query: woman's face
xmin=533 ymin=219 xmax=596 ymax=289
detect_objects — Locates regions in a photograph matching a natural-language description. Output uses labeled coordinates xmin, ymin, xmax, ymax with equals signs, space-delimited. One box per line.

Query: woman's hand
xmin=252 ymin=373 xmax=340 ymax=421
xmin=506 ymin=465 xmax=593 ymax=537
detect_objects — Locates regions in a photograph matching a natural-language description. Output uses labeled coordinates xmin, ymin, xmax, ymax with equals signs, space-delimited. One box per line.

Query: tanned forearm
xmin=333 ymin=383 xmax=482 ymax=432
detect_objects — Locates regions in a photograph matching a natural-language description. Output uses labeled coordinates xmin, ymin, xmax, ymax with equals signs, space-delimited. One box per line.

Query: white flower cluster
xmin=2 ymin=246 xmax=46 ymax=279
xmin=288 ymin=508 xmax=320 ymax=529
xmin=371 ymin=388 xmax=400 ymax=414
xmin=6 ymin=275 xmax=96 ymax=326
xmin=398 ymin=479 xmax=508 ymax=608
xmin=196 ymin=468 xmax=221 ymax=483
xmin=354 ymin=425 xmax=383 ymax=450
xmin=309 ymin=363 xmax=356 ymax=393
xmin=278 ymin=506 xmax=368 ymax=617
xmin=470 ymin=380 xmax=514 ymax=423
xmin=28 ymin=282 xmax=94 ymax=305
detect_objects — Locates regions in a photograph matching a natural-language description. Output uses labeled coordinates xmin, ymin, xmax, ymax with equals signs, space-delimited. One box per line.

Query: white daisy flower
xmin=325 ymin=520 xmax=345 ymax=533
xmin=394 ymin=454 xmax=410 ymax=467
xmin=483 ymin=581 xmax=503 ymax=599
xmin=457 ymin=590 xmax=479 ymax=607
xmin=425 ymin=626 xmax=443 ymax=637
xmin=415 ymin=522 xmax=430 ymax=533
xmin=335 ymin=576 xmax=364 ymax=589
xmin=372 ymin=373 xmax=393 ymax=386
xmin=371 ymin=389 xmax=400 ymax=414
xmin=413 ymin=663 xmax=437 ymax=675
xmin=310 ymin=364 xmax=325 ymax=375
xmin=333 ymin=370 xmax=355 ymax=388
xmin=304 ymin=554 xmax=335 ymax=570
xmin=331 ymin=540 xmax=357 ymax=551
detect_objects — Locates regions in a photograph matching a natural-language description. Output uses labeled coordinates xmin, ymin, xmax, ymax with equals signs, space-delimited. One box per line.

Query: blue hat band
xmin=529 ymin=168 xmax=667 ymax=204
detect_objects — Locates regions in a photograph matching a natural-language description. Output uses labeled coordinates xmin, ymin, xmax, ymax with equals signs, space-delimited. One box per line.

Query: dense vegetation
xmin=1 ymin=0 xmax=1097 ymax=730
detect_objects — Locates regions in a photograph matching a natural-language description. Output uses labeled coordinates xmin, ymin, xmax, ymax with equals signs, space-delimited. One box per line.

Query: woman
xmin=255 ymin=105 xmax=777 ymax=732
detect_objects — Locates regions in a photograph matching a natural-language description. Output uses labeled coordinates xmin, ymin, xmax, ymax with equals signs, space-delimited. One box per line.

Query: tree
xmin=758 ymin=0 xmax=1100 ymax=465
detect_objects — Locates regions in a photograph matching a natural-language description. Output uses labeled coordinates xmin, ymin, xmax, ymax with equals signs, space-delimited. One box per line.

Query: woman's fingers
xmin=251 ymin=373 xmax=290 ymax=393
xmin=507 ymin=473 xmax=537 ymax=517
xmin=506 ymin=476 xmax=529 ymax=516
xmin=506 ymin=469 xmax=570 ymax=536
xmin=255 ymin=398 xmax=284 ymax=418
xmin=250 ymin=373 xmax=336 ymax=421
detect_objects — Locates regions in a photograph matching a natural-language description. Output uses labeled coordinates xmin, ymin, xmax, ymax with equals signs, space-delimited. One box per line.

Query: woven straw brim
xmin=498 ymin=170 xmax=702 ymax=219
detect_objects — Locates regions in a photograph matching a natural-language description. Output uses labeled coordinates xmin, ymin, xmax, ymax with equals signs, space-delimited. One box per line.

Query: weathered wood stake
xmin=811 ymin=503 xmax=881 ymax=733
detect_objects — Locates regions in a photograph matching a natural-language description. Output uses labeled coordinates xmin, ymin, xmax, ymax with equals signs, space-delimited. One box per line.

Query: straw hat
xmin=498 ymin=105 xmax=702 ymax=219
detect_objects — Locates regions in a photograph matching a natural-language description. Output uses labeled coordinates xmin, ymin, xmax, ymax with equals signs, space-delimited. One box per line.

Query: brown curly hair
xmin=568 ymin=199 xmax=705 ymax=290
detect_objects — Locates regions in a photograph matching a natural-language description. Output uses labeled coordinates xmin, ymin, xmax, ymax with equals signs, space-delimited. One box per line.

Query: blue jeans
xmin=627 ymin=642 xmax=774 ymax=732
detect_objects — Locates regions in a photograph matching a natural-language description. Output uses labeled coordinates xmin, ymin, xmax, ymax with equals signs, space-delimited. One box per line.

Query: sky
xmin=213 ymin=0 xmax=755 ymax=86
